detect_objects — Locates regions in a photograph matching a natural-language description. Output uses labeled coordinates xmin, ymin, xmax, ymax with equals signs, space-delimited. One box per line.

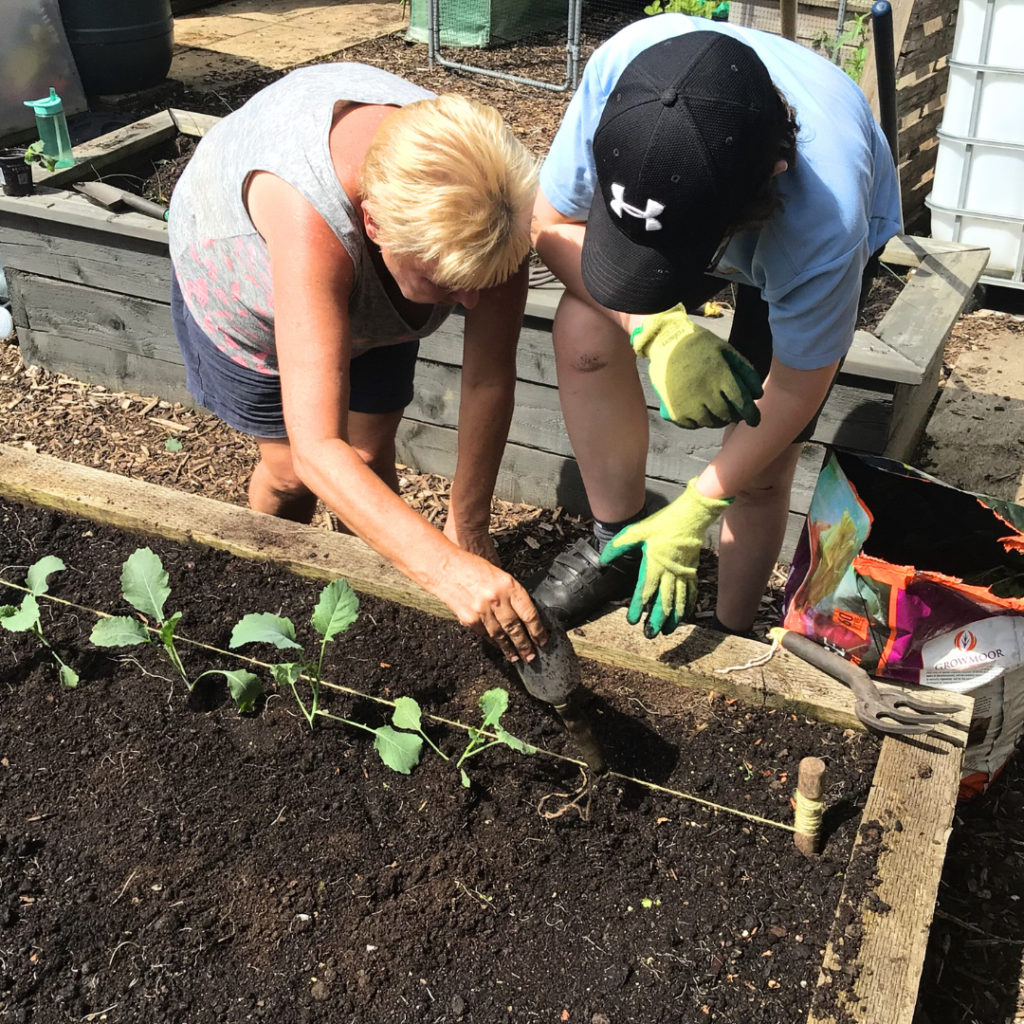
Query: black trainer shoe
xmin=529 ymin=538 xmax=640 ymax=630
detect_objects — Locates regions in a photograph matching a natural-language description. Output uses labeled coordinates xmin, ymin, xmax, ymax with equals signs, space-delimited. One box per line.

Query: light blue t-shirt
xmin=540 ymin=15 xmax=902 ymax=370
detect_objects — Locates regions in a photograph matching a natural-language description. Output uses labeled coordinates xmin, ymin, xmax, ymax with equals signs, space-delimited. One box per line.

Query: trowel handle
xmin=121 ymin=193 xmax=169 ymax=221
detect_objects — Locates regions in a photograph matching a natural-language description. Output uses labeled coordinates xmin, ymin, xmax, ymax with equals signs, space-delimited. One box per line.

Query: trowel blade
xmin=514 ymin=602 xmax=580 ymax=706
xmin=73 ymin=180 xmax=130 ymax=209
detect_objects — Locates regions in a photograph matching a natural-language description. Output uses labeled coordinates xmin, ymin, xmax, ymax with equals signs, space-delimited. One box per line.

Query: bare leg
xmin=249 ymin=408 xmax=405 ymax=523
xmin=249 ymin=438 xmax=319 ymax=523
xmin=715 ymin=441 xmax=803 ymax=632
xmin=347 ymin=409 xmax=405 ymax=495
xmin=553 ymin=291 xmax=648 ymax=522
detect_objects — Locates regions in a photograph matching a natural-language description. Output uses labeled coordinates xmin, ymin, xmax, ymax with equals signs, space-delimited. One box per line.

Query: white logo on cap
xmin=609 ymin=183 xmax=664 ymax=231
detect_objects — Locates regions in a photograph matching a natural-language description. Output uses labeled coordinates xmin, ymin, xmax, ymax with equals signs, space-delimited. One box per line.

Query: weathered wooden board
xmin=0 ymin=215 xmax=172 ymax=303
xmin=808 ymin=729 xmax=964 ymax=1024
xmin=13 ymin=273 xmax=181 ymax=364
xmin=32 ymin=111 xmax=179 ymax=189
xmin=0 ymin=189 xmax=169 ymax=243
xmin=169 ymin=108 xmax=223 ymax=137
xmin=524 ymin=285 xmax=924 ymax=385
xmin=422 ymin=317 xmax=894 ymax=454
xmin=408 ymin=356 xmax=830 ymax=505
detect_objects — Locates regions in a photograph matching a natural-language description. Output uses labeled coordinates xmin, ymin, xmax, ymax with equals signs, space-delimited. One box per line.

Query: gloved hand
xmin=630 ymin=304 xmax=763 ymax=429
xmin=601 ymin=478 xmax=732 ymax=638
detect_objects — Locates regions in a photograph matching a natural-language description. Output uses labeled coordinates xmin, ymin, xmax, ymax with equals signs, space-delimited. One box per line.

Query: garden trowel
xmin=515 ymin=601 xmax=607 ymax=773
xmin=73 ymin=181 xmax=169 ymax=222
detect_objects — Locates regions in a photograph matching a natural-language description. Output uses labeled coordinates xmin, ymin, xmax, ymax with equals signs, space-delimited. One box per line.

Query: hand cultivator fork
xmin=769 ymin=628 xmax=961 ymax=736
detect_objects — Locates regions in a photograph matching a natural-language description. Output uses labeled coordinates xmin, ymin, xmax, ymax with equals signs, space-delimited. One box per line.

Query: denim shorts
xmin=171 ymin=272 xmax=420 ymax=439
xmin=682 ymin=250 xmax=883 ymax=443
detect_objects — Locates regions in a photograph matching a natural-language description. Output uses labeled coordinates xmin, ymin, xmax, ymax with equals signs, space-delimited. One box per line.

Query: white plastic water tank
xmin=927 ymin=0 xmax=1024 ymax=287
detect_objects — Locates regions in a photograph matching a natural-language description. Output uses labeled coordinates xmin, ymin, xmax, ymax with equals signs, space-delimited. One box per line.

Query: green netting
xmin=407 ymin=0 xmax=570 ymax=49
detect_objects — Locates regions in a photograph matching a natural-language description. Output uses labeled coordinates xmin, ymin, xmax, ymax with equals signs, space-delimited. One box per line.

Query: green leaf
xmin=0 ymin=595 xmax=40 ymax=633
xmin=59 ymin=664 xmax=79 ymax=689
xmin=479 ymin=688 xmax=509 ymax=729
xmin=121 ymin=548 xmax=170 ymax=622
xmin=373 ymin=726 xmax=423 ymax=774
xmin=270 ymin=662 xmax=303 ymax=687
xmin=311 ymin=579 xmax=359 ymax=642
xmin=26 ymin=555 xmax=66 ymax=596
xmin=196 ymin=669 xmax=263 ymax=713
xmin=392 ymin=696 xmax=423 ymax=732
xmin=460 ymin=769 xmax=472 ymax=788
xmin=159 ymin=610 xmax=182 ymax=648
xmin=230 ymin=612 xmax=302 ymax=650
xmin=164 ymin=437 xmax=183 ymax=453
xmin=90 ymin=615 xmax=150 ymax=647
xmin=0 ymin=605 xmax=17 ymax=617
xmin=494 ymin=725 xmax=536 ymax=756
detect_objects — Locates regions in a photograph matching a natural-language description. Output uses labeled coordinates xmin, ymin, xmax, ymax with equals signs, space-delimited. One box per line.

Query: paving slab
xmin=171 ymin=0 xmax=408 ymax=89
xmin=921 ymin=314 xmax=1024 ymax=501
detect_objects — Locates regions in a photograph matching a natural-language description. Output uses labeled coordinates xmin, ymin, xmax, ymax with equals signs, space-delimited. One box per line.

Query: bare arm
xmin=696 ymin=356 xmax=839 ymax=499
xmin=443 ymin=259 xmax=530 ymax=565
xmin=247 ymin=173 xmax=545 ymax=659
xmin=532 ymin=189 xmax=637 ymax=333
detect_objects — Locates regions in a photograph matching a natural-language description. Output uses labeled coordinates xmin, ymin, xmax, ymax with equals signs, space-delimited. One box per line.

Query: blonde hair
xmin=361 ymin=94 xmax=538 ymax=291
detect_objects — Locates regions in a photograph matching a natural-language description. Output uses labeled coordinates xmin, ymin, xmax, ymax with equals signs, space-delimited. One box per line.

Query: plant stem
xmin=421 ymin=732 xmax=450 ymax=761
xmin=456 ymin=739 xmax=503 ymax=769
xmin=315 ymin=709 xmax=376 ymax=734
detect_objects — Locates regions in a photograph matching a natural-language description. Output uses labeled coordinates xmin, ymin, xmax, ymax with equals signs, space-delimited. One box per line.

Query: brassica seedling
xmin=0 ymin=555 xmax=78 ymax=688
xmin=456 ymin=688 xmax=536 ymax=788
xmin=91 ymin=547 xmax=261 ymax=712
xmin=231 ymin=582 xmax=434 ymax=774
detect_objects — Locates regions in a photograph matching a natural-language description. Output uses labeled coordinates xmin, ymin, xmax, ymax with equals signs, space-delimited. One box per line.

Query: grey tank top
xmin=168 ymin=64 xmax=451 ymax=375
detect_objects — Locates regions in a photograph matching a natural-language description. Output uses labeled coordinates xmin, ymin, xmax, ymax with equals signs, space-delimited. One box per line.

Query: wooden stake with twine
xmin=793 ymin=756 xmax=826 ymax=856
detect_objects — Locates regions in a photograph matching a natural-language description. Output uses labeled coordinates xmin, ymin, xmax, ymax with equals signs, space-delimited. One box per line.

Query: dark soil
xmin=0 ymin=497 xmax=880 ymax=1024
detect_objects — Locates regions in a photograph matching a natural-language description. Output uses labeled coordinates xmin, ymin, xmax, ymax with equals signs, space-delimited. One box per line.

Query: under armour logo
xmin=609 ymin=183 xmax=664 ymax=231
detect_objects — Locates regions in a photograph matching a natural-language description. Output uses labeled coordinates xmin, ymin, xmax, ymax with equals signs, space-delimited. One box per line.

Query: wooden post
xmin=780 ymin=0 xmax=798 ymax=41
xmin=794 ymin=756 xmax=827 ymax=856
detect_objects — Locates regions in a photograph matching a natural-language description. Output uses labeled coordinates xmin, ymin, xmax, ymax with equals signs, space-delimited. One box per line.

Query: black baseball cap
xmin=581 ymin=31 xmax=784 ymax=314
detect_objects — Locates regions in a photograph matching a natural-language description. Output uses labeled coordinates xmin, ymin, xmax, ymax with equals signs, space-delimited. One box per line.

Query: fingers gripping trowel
xmin=514 ymin=603 xmax=607 ymax=773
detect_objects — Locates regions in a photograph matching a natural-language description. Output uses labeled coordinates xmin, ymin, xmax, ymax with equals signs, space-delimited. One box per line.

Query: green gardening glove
xmin=631 ymin=304 xmax=763 ymax=429
xmin=600 ymin=479 xmax=733 ymax=638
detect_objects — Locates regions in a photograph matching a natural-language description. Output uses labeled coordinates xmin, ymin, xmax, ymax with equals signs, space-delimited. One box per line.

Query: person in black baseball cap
xmin=530 ymin=15 xmax=900 ymax=639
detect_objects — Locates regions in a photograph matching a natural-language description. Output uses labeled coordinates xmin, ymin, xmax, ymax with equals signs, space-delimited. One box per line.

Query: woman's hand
xmin=443 ymin=515 xmax=501 ymax=567
xmin=433 ymin=551 xmax=547 ymax=663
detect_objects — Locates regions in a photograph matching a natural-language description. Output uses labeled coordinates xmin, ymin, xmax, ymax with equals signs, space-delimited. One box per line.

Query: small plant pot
xmin=0 ymin=149 xmax=34 ymax=197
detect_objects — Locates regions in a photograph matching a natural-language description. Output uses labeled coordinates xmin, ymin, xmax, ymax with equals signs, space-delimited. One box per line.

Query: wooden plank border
xmin=0 ymin=443 xmax=970 ymax=1024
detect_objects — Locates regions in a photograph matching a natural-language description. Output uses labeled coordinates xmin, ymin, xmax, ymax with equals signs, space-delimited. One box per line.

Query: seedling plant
xmin=1 ymin=555 xmax=78 ymax=688
xmin=90 ymin=547 xmax=261 ymax=712
xmin=456 ymin=688 xmax=536 ymax=788
xmin=23 ymin=141 xmax=57 ymax=172
xmin=231 ymin=579 xmax=426 ymax=773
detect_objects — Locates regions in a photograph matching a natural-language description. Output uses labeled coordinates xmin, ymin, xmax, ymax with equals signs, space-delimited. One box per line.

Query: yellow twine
xmin=2 ymin=578 xmax=799 ymax=832
xmin=793 ymin=789 xmax=824 ymax=836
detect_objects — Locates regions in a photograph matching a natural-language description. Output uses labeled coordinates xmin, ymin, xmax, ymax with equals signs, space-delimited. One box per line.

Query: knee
xmin=254 ymin=457 xmax=311 ymax=500
xmin=732 ymin=478 xmax=792 ymax=510
xmin=353 ymin=439 xmax=397 ymax=479
xmin=553 ymin=293 xmax=623 ymax=374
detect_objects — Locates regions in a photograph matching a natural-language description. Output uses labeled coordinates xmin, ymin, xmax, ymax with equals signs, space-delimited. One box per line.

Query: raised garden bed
xmin=0 ymin=110 xmax=990 ymax=559
xmin=0 ymin=443 xmax=974 ymax=1023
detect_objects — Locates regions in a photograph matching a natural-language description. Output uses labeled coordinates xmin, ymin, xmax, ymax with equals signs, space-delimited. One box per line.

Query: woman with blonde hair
xmin=168 ymin=64 xmax=545 ymax=662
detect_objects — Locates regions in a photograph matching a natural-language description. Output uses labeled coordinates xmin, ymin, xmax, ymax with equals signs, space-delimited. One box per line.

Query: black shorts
xmin=679 ymin=250 xmax=883 ymax=443
xmin=171 ymin=272 xmax=419 ymax=439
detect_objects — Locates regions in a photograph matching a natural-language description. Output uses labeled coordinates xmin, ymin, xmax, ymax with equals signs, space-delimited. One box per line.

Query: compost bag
xmin=783 ymin=450 xmax=1024 ymax=798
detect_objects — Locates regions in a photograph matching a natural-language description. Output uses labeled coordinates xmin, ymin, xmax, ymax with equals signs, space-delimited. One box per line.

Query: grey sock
xmin=591 ymin=506 xmax=648 ymax=553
